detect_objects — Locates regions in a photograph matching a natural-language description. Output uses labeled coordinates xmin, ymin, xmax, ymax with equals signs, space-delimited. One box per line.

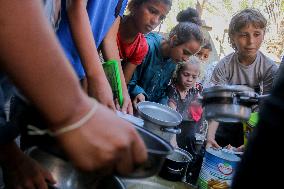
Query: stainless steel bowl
xmin=122 ymin=126 xmax=173 ymax=178
xmin=26 ymin=147 xmax=125 ymax=189
xmin=27 ymin=125 xmax=173 ymax=182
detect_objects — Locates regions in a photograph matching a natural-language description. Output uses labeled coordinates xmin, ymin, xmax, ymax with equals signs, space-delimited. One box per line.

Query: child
xmin=196 ymin=40 xmax=217 ymax=88
xmin=56 ymin=0 xmax=133 ymax=114
xmin=167 ymin=57 xmax=204 ymax=185
xmin=196 ymin=39 xmax=212 ymax=63
xmin=167 ymin=57 xmax=203 ymax=152
xmin=206 ymin=8 xmax=278 ymax=149
xmin=117 ymin=0 xmax=172 ymax=84
xmin=128 ymin=8 xmax=203 ymax=107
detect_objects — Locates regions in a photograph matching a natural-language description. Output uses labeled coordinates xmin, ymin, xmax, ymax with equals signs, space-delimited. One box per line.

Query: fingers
xmin=131 ymin=128 xmax=148 ymax=165
xmin=133 ymin=98 xmax=138 ymax=109
xmin=41 ymin=167 xmax=56 ymax=184
xmin=107 ymin=101 xmax=117 ymax=111
xmin=115 ymin=144 xmax=133 ymax=176
xmin=34 ymin=177 xmax=48 ymax=189
xmin=206 ymin=138 xmax=220 ymax=149
xmin=127 ymin=103 xmax=133 ymax=115
xmin=114 ymin=98 xmax=121 ymax=111
xmin=121 ymin=100 xmax=133 ymax=115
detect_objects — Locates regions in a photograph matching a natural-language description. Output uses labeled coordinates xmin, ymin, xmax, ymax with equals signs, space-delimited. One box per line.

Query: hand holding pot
xmin=133 ymin=93 xmax=145 ymax=109
xmin=56 ymin=103 xmax=147 ymax=175
xmin=1 ymin=142 xmax=56 ymax=189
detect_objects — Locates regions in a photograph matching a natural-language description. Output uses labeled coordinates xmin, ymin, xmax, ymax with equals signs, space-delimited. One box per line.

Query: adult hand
xmin=2 ymin=144 xmax=55 ymax=189
xmin=206 ymin=137 xmax=221 ymax=149
xmin=87 ymin=77 xmax=116 ymax=111
xmin=132 ymin=93 xmax=145 ymax=109
xmin=56 ymin=103 xmax=147 ymax=175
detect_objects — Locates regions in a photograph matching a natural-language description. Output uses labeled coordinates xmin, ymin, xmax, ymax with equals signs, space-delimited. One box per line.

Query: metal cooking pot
xmin=202 ymin=85 xmax=260 ymax=122
xmin=26 ymin=147 xmax=126 ymax=189
xmin=122 ymin=176 xmax=196 ymax=189
xmin=159 ymin=148 xmax=193 ymax=182
xmin=137 ymin=101 xmax=182 ymax=142
xmin=28 ymin=125 xmax=173 ymax=180
xmin=124 ymin=126 xmax=173 ymax=178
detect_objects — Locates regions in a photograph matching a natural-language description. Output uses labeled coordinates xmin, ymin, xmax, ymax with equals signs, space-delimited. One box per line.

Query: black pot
xmin=158 ymin=148 xmax=193 ymax=182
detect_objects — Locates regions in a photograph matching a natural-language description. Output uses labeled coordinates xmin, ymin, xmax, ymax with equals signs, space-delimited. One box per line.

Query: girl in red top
xmin=117 ymin=0 xmax=172 ymax=84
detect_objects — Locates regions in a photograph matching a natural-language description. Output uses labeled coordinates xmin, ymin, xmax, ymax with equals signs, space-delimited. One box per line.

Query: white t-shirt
xmin=211 ymin=51 xmax=278 ymax=94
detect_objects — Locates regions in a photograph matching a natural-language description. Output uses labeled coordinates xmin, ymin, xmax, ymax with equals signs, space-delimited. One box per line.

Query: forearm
xmin=123 ymin=63 xmax=137 ymax=85
xmin=207 ymin=120 xmax=219 ymax=140
xmin=101 ymin=17 xmax=128 ymax=94
xmin=67 ymin=0 xmax=106 ymax=82
xmin=0 ymin=0 xmax=91 ymax=128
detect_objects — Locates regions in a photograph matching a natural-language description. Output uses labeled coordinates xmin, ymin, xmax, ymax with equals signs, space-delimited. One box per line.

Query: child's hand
xmin=133 ymin=93 xmax=145 ymax=109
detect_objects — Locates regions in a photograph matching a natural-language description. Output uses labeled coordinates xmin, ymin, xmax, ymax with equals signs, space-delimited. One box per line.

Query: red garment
xmin=189 ymin=105 xmax=203 ymax=122
xmin=117 ymin=33 xmax=149 ymax=65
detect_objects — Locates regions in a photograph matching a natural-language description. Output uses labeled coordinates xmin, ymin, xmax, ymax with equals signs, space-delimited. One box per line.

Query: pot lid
xmin=137 ymin=101 xmax=182 ymax=127
xmin=203 ymin=85 xmax=255 ymax=94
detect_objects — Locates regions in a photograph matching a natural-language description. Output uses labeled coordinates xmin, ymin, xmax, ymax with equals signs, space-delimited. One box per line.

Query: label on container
xmin=197 ymin=148 xmax=240 ymax=189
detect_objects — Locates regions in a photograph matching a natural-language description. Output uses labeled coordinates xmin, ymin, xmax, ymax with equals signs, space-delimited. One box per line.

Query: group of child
xmin=0 ymin=0 xmax=280 ymax=188
xmin=49 ymin=0 xmax=279 ymax=180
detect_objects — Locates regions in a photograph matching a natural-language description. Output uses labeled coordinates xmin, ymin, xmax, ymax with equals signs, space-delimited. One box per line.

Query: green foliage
xmin=239 ymin=0 xmax=249 ymax=9
xmin=223 ymin=0 xmax=233 ymax=13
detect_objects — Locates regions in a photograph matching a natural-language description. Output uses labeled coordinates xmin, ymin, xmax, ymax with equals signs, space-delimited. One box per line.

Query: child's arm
xmin=124 ymin=64 xmax=138 ymax=84
xmin=66 ymin=0 xmax=115 ymax=110
xmin=100 ymin=16 xmax=133 ymax=114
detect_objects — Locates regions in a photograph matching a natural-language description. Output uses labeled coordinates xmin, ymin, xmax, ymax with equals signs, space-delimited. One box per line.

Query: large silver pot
xmin=137 ymin=101 xmax=182 ymax=142
xmin=122 ymin=176 xmax=196 ymax=189
xmin=26 ymin=147 xmax=126 ymax=189
xmin=202 ymin=85 xmax=258 ymax=122
xmin=27 ymin=125 xmax=173 ymax=181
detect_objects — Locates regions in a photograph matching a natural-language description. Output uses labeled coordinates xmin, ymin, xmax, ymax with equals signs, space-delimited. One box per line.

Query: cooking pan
xmin=137 ymin=101 xmax=182 ymax=142
xmin=27 ymin=125 xmax=173 ymax=180
xmin=202 ymin=85 xmax=267 ymax=122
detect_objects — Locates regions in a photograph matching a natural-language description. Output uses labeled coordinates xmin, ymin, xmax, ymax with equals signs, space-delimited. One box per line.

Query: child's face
xmin=196 ymin=48 xmax=211 ymax=62
xmin=133 ymin=0 xmax=171 ymax=34
xmin=177 ymin=64 xmax=200 ymax=90
xmin=169 ymin=40 xmax=201 ymax=63
xmin=232 ymin=24 xmax=264 ymax=58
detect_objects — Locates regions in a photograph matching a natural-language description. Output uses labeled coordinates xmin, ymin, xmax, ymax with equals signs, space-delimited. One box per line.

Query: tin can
xmin=197 ymin=148 xmax=240 ymax=189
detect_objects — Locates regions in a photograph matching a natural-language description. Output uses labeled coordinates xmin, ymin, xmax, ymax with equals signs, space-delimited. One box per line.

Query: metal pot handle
xmin=166 ymin=166 xmax=184 ymax=174
xmin=160 ymin=127 xmax=181 ymax=134
xmin=238 ymin=94 xmax=270 ymax=104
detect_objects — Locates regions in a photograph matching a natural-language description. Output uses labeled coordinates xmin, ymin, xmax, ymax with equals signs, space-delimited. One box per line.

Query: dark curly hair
xmin=169 ymin=22 xmax=204 ymax=46
xmin=202 ymin=39 xmax=212 ymax=51
xmin=128 ymin=0 xmax=172 ymax=13
xmin=176 ymin=7 xmax=202 ymax=26
xmin=229 ymin=8 xmax=267 ymax=50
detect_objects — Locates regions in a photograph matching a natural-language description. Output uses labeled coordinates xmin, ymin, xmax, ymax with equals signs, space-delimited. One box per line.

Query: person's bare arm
xmin=101 ymin=16 xmax=133 ymax=114
xmin=66 ymin=0 xmax=115 ymax=110
xmin=0 ymin=0 xmax=147 ymax=176
xmin=123 ymin=63 xmax=138 ymax=85
xmin=206 ymin=120 xmax=221 ymax=148
xmin=0 ymin=0 xmax=89 ymax=126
